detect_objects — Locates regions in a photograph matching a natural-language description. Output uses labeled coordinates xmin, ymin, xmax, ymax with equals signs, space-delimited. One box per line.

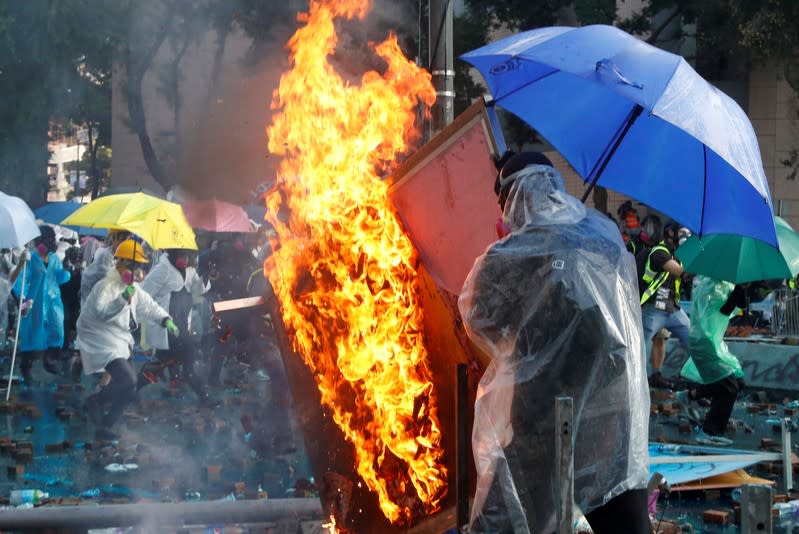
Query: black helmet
xmin=494 ymin=151 xmax=554 ymax=210
xmin=663 ymin=221 xmax=680 ymax=241
xmin=640 ymin=215 xmax=662 ymax=245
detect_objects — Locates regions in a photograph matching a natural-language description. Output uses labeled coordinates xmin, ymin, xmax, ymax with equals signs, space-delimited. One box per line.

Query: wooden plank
xmin=212 ymin=296 xmax=265 ymax=313
xmin=651 ymin=453 xmax=781 ymax=465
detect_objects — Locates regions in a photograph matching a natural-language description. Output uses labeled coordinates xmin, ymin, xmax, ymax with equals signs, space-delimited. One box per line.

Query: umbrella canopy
xmin=33 ymin=201 xmax=108 ymax=237
xmin=461 ymin=24 xmax=777 ymax=247
xmin=182 ymin=199 xmax=253 ymax=233
xmin=0 ymin=192 xmax=40 ymax=248
xmin=676 ymin=216 xmax=799 ymax=284
xmin=61 ymin=192 xmax=197 ymax=250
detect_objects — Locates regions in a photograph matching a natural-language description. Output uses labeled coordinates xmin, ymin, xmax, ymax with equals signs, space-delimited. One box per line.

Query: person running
xmin=638 ymin=218 xmax=690 ymax=389
xmin=77 ymin=239 xmax=177 ymax=441
xmin=675 ymin=277 xmax=747 ymax=446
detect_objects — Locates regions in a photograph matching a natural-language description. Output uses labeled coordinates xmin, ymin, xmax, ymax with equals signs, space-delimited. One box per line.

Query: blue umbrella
xmin=461 ymin=24 xmax=777 ymax=247
xmin=34 ymin=201 xmax=107 ymax=236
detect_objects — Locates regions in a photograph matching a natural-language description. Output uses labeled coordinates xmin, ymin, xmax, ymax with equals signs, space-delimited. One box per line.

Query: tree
xmin=65 ymin=145 xmax=111 ymax=200
xmin=0 ymin=0 xmax=124 ymax=206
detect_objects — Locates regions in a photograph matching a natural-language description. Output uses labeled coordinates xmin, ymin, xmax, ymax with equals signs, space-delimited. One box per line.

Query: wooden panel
xmin=388 ymin=100 xmax=502 ymax=295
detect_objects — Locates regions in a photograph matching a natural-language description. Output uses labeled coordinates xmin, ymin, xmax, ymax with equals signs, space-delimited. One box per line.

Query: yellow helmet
xmin=114 ymin=239 xmax=149 ymax=263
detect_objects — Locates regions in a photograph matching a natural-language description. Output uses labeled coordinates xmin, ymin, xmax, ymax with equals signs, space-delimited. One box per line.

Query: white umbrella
xmin=0 ymin=192 xmax=39 ymax=400
xmin=0 ymin=192 xmax=40 ymax=249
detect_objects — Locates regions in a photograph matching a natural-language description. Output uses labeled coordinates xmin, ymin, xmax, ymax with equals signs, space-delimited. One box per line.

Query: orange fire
xmin=264 ymin=0 xmax=446 ymax=525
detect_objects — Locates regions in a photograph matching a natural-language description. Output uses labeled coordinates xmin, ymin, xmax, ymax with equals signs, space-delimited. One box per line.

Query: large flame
xmin=264 ymin=0 xmax=446 ymax=525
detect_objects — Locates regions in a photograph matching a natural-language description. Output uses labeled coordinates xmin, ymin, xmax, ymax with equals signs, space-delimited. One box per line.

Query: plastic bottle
xmin=774 ymin=499 xmax=799 ymax=520
xmin=9 ymin=489 xmax=49 ymax=505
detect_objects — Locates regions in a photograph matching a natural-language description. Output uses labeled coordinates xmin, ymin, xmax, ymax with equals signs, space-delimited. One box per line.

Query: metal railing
xmin=772 ymin=288 xmax=799 ymax=337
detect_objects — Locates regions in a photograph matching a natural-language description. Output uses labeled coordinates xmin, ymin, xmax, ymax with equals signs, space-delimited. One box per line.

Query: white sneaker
xmin=695 ymin=428 xmax=732 ymax=446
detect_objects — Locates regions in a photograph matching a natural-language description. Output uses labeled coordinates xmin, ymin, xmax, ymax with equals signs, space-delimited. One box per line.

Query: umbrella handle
xmin=6 ymin=260 xmax=26 ymax=401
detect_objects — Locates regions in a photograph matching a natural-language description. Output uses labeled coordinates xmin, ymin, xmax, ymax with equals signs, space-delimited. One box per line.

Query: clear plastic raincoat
xmin=80 ymin=247 xmax=115 ymax=306
xmin=458 ymin=165 xmax=650 ymax=533
xmin=140 ymin=253 xmax=208 ymax=350
xmin=13 ymin=252 xmax=70 ymax=352
xmin=77 ymin=269 xmax=169 ymax=375
xmin=680 ymin=275 xmax=744 ymax=384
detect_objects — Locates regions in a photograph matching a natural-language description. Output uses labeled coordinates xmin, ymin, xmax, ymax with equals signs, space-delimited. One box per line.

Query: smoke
xmin=116 ymin=0 xmax=424 ymax=204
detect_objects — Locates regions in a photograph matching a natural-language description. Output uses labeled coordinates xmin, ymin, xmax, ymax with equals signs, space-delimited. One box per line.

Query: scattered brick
xmin=205 ymin=465 xmax=222 ymax=482
xmin=45 ymin=442 xmax=64 ymax=453
xmin=703 ymin=509 xmax=729 ymax=525
xmin=13 ymin=449 xmax=32 ymax=463
xmin=7 ymin=465 xmax=23 ymax=479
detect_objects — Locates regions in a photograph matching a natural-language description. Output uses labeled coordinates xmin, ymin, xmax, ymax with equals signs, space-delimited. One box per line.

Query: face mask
xmin=495 ymin=217 xmax=512 ymax=239
xmin=175 ymin=258 xmax=188 ymax=269
xmin=36 ymin=243 xmax=48 ymax=256
xmin=120 ymin=270 xmax=134 ymax=285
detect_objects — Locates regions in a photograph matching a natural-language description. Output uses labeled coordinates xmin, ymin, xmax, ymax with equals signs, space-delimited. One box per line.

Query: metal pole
xmin=740 ymin=484 xmax=773 ymax=533
xmin=580 ymin=104 xmax=643 ymax=203
xmin=0 ymin=497 xmax=323 ymax=530
xmin=429 ymin=0 xmax=454 ymax=135
xmin=555 ymin=396 xmax=574 ymax=534
xmin=6 ymin=258 xmax=26 ymax=401
xmin=783 ymin=417 xmax=794 ymax=493
xmin=483 ymin=100 xmax=508 ymax=156
xmin=456 ymin=363 xmax=469 ymax=531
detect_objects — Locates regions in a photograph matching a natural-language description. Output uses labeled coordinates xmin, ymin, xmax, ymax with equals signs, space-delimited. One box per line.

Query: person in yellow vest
xmin=639 ymin=220 xmax=690 ymax=389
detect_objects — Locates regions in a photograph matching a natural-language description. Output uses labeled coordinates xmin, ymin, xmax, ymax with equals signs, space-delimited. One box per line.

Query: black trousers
xmin=19 ymin=349 xmax=62 ymax=381
xmin=137 ymin=336 xmax=204 ymax=399
xmin=691 ymin=374 xmax=741 ymax=436
xmin=584 ymin=488 xmax=650 ymax=534
xmin=93 ymin=358 xmax=137 ymax=429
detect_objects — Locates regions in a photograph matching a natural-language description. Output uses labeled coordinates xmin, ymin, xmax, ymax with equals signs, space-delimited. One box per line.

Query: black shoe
xmin=648 ymin=372 xmax=675 ymax=390
xmin=43 ymin=357 xmax=62 ymax=376
xmin=95 ymin=428 xmax=119 ymax=441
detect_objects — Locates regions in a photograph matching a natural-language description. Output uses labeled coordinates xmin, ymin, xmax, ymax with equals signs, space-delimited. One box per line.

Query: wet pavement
xmin=0 ymin=340 xmax=315 ymax=532
xmin=649 ymin=384 xmax=799 ymax=533
xmin=3 ymin=336 xmax=799 ymax=532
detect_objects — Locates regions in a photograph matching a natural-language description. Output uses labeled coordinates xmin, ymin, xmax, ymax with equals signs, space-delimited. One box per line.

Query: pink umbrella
xmin=182 ymin=199 xmax=254 ymax=233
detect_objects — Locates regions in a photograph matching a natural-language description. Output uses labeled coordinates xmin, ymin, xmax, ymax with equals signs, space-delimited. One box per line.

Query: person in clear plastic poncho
xmin=458 ymin=153 xmax=650 ymax=534
xmin=675 ymin=276 xmax=746 ymax=446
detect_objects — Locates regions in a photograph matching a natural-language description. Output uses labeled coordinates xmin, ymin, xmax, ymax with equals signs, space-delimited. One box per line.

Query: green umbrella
xmin=676 ymin=216 xmax=799 ymax=284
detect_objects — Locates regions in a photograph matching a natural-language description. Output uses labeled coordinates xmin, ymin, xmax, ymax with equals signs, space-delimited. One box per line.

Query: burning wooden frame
xmin=228 ymin=100 xmax=501 ymax=532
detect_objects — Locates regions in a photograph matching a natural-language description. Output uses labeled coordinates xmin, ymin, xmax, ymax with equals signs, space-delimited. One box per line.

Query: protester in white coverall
xmin=78 ymin=239 xmax=178 ymax=441
xmin=138 ymin=249 xmax=209 ymax=402
xmin=80 ymin=230 xmax=131 ymax=306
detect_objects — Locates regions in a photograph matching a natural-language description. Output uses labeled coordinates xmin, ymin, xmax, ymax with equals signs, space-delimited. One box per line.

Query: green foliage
xmin=0 ymin=0 xmax=119 ymax=206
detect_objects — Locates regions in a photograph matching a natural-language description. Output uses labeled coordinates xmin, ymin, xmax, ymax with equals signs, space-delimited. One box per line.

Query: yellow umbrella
xmin=61 ymin=192 xmax=197 ymax=250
